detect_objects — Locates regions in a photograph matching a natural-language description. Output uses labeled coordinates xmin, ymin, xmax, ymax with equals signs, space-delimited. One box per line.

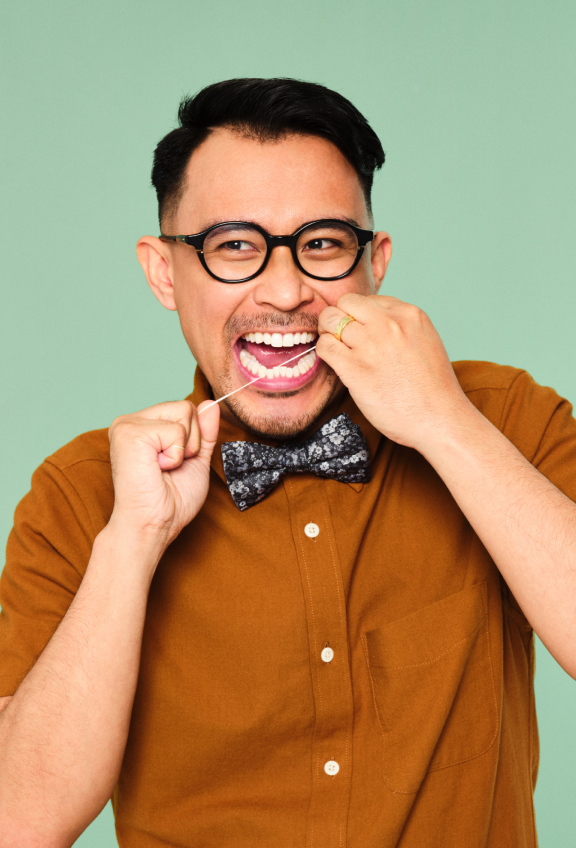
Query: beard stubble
xmin=211 ymin=310 xmax=340 ymax=440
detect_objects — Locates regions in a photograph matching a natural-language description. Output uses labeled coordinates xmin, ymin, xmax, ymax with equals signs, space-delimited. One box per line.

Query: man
xmin=0 ymin=77 xmax=575 ymax=847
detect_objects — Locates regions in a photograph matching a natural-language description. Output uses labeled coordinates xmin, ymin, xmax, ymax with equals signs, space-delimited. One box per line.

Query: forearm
xmin=420 ymin=399 xmax=576 ymax=677
xmin=0 ymin=523 xmax=164 ymax=847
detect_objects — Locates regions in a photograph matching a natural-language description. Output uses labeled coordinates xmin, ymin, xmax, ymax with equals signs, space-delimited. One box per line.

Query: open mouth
xmin=234 ymin=331 xmax=319 ymax=390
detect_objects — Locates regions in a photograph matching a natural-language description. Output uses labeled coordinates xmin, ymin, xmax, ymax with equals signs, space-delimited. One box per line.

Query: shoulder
xmin=28 ymin=428 xmax=114 ymax=538
xmin=452 ymin=359 xmax=569 ymax=418
xmin=452 ymin=360 xmax=526 ymax=394
xmin=44 ymin=427 xmax=111 ymax=473
xmin=453 ymin=360 xmax=576 ymax=466
xmin=452 ymin=360 xmax=529 ymax=432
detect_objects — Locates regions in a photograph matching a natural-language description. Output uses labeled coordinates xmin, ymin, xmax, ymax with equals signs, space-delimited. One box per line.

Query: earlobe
xmin=136 ymin=236 xmax=177 ymax=311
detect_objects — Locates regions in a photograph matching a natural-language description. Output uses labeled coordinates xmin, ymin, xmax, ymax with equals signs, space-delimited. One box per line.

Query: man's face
xmin=141 ymin=128 xmax=391 ymax=438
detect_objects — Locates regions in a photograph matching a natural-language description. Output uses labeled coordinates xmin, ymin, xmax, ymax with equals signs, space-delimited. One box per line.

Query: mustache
xmin=225 ymin=312 xmax=319 ymax=341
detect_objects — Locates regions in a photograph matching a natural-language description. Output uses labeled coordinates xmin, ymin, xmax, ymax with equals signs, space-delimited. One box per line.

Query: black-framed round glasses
xmin=159 ymin=219 xmax=374 ymax=283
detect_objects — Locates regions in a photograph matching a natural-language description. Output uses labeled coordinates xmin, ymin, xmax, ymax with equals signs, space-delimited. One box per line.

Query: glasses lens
xmin=203 ymin=224 xmax=267 ymax=281
xmin=296 ymin=222 xmax=359 ymax=279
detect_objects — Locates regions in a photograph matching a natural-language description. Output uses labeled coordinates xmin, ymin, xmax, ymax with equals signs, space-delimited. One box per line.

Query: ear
xmin=370 ymin=232 xmax=392 ymax=293
xmin=136 ymin=236 xmax=177 ymax=311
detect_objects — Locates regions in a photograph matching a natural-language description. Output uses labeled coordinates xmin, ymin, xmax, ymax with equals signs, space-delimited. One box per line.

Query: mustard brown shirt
xmin=2 ymin=361 xmax=576 ymax=847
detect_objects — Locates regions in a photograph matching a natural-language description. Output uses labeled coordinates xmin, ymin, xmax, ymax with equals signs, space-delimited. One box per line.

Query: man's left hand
xmin=316 ymin=293 xmax=473 ymax=451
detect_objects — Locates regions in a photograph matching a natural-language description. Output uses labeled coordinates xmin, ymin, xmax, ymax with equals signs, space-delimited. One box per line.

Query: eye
xmin=221 ymin=240 xmax=255 ymax=251
xmin=303 ymin=238 xmax=339 ymax=251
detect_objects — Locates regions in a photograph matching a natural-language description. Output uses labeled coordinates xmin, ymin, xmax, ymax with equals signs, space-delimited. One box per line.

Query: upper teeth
xmin=241 ymin=332 xmax=316 ymax=347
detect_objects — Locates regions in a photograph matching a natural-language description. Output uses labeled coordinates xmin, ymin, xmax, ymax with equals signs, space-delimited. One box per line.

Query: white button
xmin=321 ymin=647 xmax=334 ymax=663
xmin=304 ymin=523 xmax=319 ymax=538
xmin=324 ymin=760 xmax=340 ymax=776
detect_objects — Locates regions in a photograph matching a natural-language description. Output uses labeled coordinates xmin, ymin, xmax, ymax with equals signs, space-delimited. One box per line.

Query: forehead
xmin=174 ymin=127 xmax=368 ymax=233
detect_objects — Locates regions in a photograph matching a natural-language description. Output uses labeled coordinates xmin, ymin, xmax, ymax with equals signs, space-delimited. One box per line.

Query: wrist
xmin=413 ymin=395 xmax=490 ymax=463
xmin=94 ymin=517 xmax=170 ymax=585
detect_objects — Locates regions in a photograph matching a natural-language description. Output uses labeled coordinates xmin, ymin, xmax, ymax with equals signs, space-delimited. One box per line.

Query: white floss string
xmin=198 ymin=346 xmax=317 ymax=414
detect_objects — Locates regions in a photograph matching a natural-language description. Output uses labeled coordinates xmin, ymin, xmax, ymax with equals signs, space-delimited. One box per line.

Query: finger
xmin=367 ymin=294 xmax=404 ymax=308
xmin=195 ymin=400 xmax=220 ymax=464
xmin=317 ymin=305 xmax=347 ymax=336
xmin=182 ymin=405 xmax=201 ymax=458
xmin=132 ymin=399 xmax=196 ymax=425
xmin=109 ymin=400 xmax=195 ymax=445
xmin=318 ymin=306 xmax=362 ymax=348
xmin=315 ymin=330 xmax=353 ymax=372
xmin=336 ymin=292 xmax=389 ymax=323
xmin=157 ymin=420 xmax=193 ymax=469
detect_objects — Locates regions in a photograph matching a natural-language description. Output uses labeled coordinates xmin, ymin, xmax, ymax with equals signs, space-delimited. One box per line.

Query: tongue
xmin=242 ymin=340 xmax=313 ymax=368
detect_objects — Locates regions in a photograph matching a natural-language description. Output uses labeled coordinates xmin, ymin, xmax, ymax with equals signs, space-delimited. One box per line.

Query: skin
xmin=136 ymin=129 xmax=392 ymax=439
xmin=3 ymin=125 xmax=576 ymax=846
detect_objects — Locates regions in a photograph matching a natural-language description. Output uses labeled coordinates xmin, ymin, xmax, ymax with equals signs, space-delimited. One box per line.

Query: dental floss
xmin=198 ymin=346 xmax=317 ymax=414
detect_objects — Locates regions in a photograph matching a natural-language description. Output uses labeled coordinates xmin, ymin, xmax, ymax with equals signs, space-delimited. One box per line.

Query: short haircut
xmin=151 ymin=78 xmax=385 ymax=228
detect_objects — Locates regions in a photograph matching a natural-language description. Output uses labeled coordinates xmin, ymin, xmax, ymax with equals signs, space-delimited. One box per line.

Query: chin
xmin=206 ymin=314 xmax=341 ymax=439
xmin=224 ymin=371 xmax=339 ymax=440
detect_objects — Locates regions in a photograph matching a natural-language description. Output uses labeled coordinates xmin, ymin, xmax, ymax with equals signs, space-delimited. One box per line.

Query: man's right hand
xmin=107 ymin=399 xmax=220 ymax=550
xmin=0 ymin=398 xmax=220 ymax=845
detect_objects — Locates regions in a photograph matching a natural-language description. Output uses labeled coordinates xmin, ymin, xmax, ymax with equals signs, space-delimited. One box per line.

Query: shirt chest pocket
xmin=362 ymin=582 xmax=499 ymax=794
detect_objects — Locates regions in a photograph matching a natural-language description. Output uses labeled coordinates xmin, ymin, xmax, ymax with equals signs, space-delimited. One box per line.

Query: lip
xmin=233 ymin=335 xmax=321 ymax=392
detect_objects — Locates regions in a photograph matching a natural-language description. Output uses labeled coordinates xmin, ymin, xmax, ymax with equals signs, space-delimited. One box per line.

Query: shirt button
xmin=324 ymin=760 xmax=340 ymax=776
xmin=304 ymin=523 xmax=319 ymax=538
xmin=321 ymin=647 xmax=334 ymax=663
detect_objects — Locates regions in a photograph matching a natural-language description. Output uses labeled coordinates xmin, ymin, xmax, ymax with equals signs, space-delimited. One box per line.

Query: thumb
xmin=196 ymin=400 xmax=220 ymax=464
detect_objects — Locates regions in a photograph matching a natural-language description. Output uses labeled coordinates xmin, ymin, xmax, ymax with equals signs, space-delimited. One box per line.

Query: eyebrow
xmin=194 ymin=215 xmax=364 ymax=233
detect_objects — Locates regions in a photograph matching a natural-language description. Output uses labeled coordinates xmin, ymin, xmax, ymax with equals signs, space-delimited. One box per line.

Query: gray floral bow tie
xmin=221 ymin=413 xmax=371 ymax=511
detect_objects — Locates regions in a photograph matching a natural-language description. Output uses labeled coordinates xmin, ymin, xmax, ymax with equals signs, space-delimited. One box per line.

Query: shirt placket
xmin=284 ymin=475 xmax=354 ymax=848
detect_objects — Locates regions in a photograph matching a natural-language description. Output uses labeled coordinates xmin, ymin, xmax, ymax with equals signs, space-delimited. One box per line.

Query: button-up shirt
xmin=2 ymin=360 xmax=576 ymax=847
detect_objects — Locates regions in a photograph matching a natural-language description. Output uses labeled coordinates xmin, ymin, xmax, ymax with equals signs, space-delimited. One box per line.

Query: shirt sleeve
xmin=498 ymin=370 xmax=576 ymax=500
xmin=495 ymin=369 xmax=576 ymax=625
xmin=0 ymin=459 xmax=95 ymax=696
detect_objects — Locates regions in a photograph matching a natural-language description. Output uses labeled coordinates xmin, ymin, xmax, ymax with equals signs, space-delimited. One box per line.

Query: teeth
xmin=238 ymin=348 xmax=317 ymax=380
xmin=240 ymin=331 xmax=317 ymax=348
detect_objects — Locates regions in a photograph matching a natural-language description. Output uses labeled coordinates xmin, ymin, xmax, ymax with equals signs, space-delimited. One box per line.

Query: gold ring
xmin=170 ymin=445 xmax=186 ymax=450
xmin=333 ymin=315 xmax=356 ymax=342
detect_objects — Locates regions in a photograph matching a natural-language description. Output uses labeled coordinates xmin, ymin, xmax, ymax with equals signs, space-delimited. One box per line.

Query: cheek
xmin=316 ymin=270 xmax=375 ymax=307
xmin=174 ymin=277 xmax=246 ymax=360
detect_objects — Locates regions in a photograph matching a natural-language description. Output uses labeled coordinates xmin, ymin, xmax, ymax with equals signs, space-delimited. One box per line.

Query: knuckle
xmin=181 ymin=399 xmax=195 ymax=414
xmin=109 ymin=417 xmax=130 ymax=439
xmin=337 ymin=292 xmax=361 ymax=309
xmin=316 ymin=335 xmax=334 ymax=356
xmin=407 ymin=303 xmax=422 ymax=316
xmin=176 ymin=400 xmax=195 ymax=424
xmin=109 ymin=413 xmax=127 ymax=434
xmin=319 ymin=306 xmax=340 ymax=327
xmin=114 ymin=420 xmax=141 ymax=443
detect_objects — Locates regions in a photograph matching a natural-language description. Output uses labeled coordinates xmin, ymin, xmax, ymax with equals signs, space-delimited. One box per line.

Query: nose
xmin=251 ymin=245 xmax=315 ymax=312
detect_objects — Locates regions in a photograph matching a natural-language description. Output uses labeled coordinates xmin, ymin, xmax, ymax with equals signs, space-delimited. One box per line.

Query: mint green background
xmin=1 ymin=0 xmax=575 ymax=844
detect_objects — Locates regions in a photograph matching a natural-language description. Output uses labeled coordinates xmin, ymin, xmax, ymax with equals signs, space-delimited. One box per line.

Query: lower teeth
xmin=239 ymin=349 xmax=316 ymax=378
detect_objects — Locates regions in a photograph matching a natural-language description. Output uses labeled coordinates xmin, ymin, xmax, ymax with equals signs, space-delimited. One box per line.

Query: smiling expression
xmin=138 ymin=128 xmax=391 ymax=438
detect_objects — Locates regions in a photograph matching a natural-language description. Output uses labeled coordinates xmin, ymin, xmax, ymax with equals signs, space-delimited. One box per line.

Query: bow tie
xmin=221 ymin=413 xmax=371 ymax=511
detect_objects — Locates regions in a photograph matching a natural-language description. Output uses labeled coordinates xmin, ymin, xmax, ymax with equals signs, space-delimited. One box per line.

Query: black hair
xmin=151 ymin=77 xmax=385 ymax=228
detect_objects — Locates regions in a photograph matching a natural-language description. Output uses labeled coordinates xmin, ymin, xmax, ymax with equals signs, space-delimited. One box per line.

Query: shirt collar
xmin=185 ymin=366 xmax=383 ymax=488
